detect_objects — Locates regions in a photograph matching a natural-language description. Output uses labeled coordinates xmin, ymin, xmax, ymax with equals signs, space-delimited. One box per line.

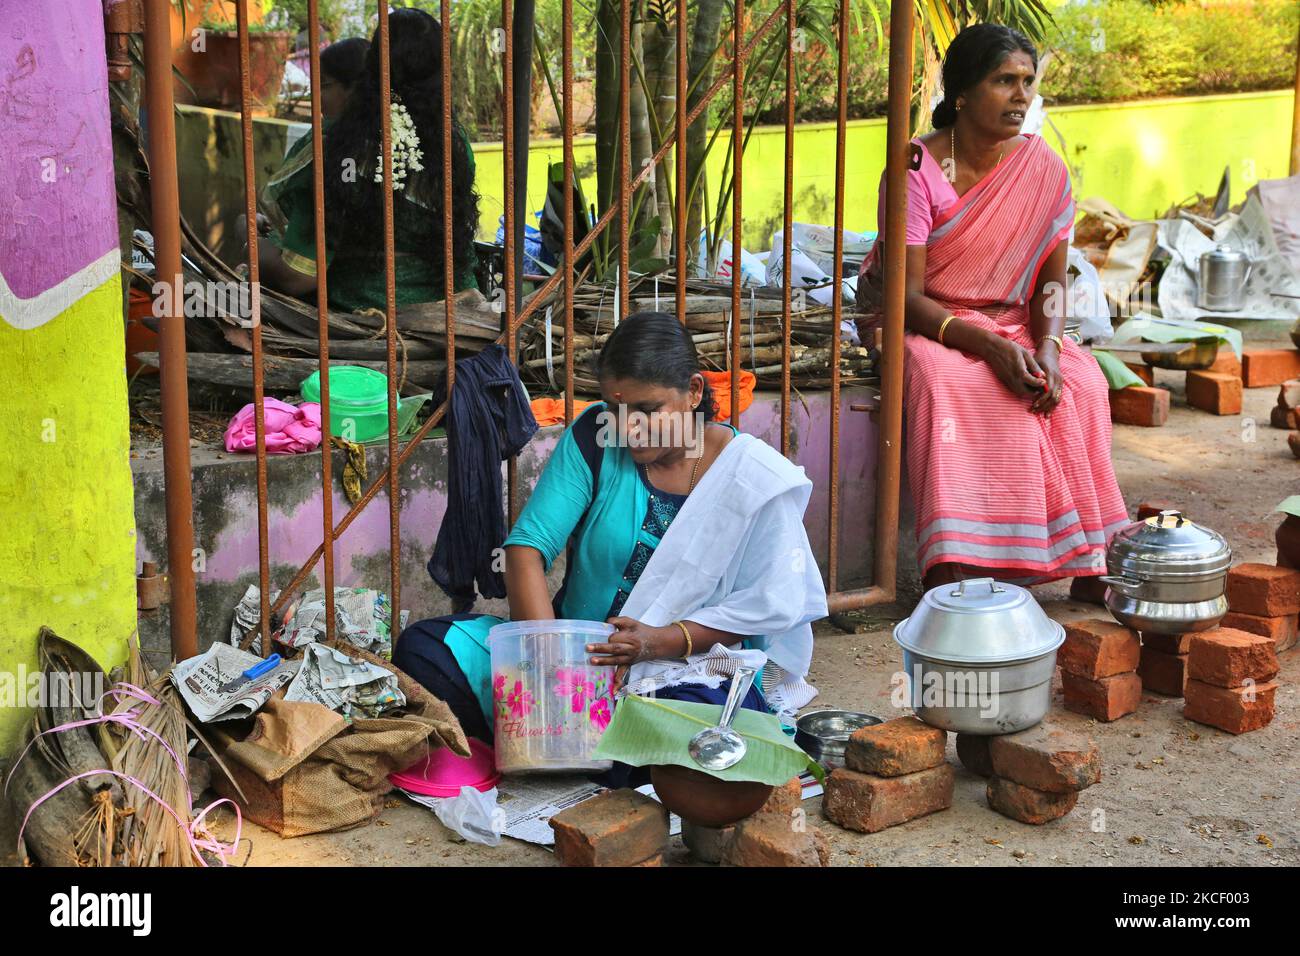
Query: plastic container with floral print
xmin=488 ymin=620 xmax=616 ymax=773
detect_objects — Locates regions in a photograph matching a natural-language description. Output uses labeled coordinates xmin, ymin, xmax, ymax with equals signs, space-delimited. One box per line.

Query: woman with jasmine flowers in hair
xmin=856 ymin=24 xmax=1128 ymax=601
xmin=255 ymin=8 xmax=481 ymax=312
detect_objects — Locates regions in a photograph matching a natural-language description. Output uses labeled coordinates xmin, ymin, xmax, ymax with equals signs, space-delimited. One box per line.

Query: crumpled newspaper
xmin=231 ymin=585 xmax=406 ymax=659
xmin=284 ymin=642 xmax=405 ymax=720
xmin=229 ymin=583 xmax=283 ymax=656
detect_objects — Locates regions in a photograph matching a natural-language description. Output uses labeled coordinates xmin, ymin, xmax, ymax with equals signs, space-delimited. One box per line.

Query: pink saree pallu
xmin=864 ymin=134 xmax=1129 ymax=580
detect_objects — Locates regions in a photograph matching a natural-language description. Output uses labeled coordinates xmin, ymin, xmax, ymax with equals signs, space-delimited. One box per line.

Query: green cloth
xmin=264 ymin=123 xmax=480 ymax=313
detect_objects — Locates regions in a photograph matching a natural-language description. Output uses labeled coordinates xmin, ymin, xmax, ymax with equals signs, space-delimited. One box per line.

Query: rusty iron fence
xmin=140 ymin=0 xmax=911 ymax=658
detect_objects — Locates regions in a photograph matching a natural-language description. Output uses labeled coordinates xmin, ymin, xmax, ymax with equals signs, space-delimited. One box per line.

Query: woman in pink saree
xmin=857 ymin=24 xmax=1128 ymax=597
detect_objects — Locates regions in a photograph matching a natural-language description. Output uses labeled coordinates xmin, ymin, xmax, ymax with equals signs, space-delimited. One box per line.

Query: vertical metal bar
xmin=377 ymin=3 xmax=401 ymax=637
xmin=619 ymin=0 xmax=632 ymax=322
xmin=563 ymin=0 xmax=576 ymax=423
xmin=873 ymin=0 xmax=912 ymax=600
xmin=502 ymin=0 xmax=519 ymax=521
xmin=729 ymin=0 xmax=744 ymax=429
xmin=441 ymin=0 xmax=457 ymax=491
xmin=675 ymin=0 xmax=688 ymax=322
xmin=780 ymin=0 xmax=794 ymax=457
xmin=1291 ymin=13 xmax=1300 ymax=175
xmin=306 ymin=0 xmax=336 ymax=641
xmin=825 ymin=0 xmax=849 ymax=594
xmin=143 ymin=0 xmax=198 ymax=661
xmin=235 ymin=0 xmax=273 ymax=654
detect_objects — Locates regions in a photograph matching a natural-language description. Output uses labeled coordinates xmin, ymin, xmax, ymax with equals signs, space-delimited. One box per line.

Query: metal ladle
xmin=688 ymin=666 xmax=758 ymax=771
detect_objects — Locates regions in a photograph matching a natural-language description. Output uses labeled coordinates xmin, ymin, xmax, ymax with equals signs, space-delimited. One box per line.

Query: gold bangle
xmin=1039 ymin=334 xmax=1064 ymax=353
xmin=937 ymin=314 xmax=958 ymax=345
xmin=673 ymin=621 xmax=693 ymax=659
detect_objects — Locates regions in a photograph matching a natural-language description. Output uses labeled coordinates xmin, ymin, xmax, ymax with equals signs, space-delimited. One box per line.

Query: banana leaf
xmin=593 ymin=693 xmax=824 ymax=786
xmin=1092 ymin=349 xmax=1147 ymax=390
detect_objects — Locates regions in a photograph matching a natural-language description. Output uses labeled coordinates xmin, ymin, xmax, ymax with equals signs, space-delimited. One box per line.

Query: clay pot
xmin=1277 ymin=514 xmax=1300 ymax=569
xmin=649 ymin=764 xmax=772 ymax=828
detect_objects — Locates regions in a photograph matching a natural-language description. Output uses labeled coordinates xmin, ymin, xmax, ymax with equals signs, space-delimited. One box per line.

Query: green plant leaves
xmin=593 ymin=692 xmax=824 ymax=785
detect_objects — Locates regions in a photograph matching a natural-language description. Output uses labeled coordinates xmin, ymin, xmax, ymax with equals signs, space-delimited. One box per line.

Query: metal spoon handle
xmin=717 ymin=666 xmax=758 ymax=730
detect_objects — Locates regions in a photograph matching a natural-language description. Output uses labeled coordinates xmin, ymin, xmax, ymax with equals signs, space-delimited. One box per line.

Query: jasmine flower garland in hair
xmin=373 ymin=99 xmax=424 ymax=191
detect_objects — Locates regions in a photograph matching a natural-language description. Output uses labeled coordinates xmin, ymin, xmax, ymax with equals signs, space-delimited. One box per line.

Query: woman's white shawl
xmin=619 ymin=433 xmax=828 ymax=718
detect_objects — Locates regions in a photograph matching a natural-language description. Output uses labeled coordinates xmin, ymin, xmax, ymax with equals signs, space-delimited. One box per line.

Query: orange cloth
xmin=703 ymin=370 xmax=756 ymax=420
xmin=530 ymin=397 xmax=595 ymax=427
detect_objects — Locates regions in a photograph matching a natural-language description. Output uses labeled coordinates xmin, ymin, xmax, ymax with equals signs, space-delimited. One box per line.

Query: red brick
xmin=1290 ymin=431 xmax=1300 ymax=460
xmin=844 ymin=715 xmax=947 ymax=777
xmin=1270 ymin=405 xmax=1298 ymax=430
xmin=719 ymin=813 xmax=827 ymax=867
xmin=1138 ymin=647 xmax=1188 ymax=697
xmin=549 ymin=788 xmax=669 ymax=867
xmin=1136 ymin=501 xmax=1180 ymax=520
xmin=1187 ymin=628 xmax=1279 ymax=687
xmin=1279 ymin=379 xmax=1300 ymax=410
xmin=1185 ymin=370 xmax=1243 ymax=416
xmin=1125 ymin=363 xmax=1155 ymax=386
xmin=1225 ymin=563 xmax=1300 ymax=617
xmin=1109 ymin=386 xmax=1169 ymax=427
xmin=822 ymin=765 xmax=954 ymax=834
xmin=1141 ymin=631 xmax=1193 ymax=654
xmin=1183 ymin=679 xmax=1277 ymax=734
xmin=986 ymin=776 xmax=1080 ymax=825
xmin=988 ymin=723 xmax=1101 ymax=793
xmin=756 ymin=777 xmax=803 ymax=818
xmin=1242 ymin=348 xmax=1300 ymax=388
xmin=681 ymin=821 xmax=735 ymax=864
xmin=1220 ymin=611 xmax=1299 ymax=653
xmin=955 ymin=733 xmax=994 ymax=777
xmin=1061 ymin=671 xmax=1142 ymax=722
xmin=1059 ymin=619 xmax=1142 ymax=679
xmin=1207 ymin=351 xmax=1242 ymax=378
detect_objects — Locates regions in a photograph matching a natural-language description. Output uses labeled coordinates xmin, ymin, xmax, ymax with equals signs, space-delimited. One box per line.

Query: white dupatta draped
xmin=619 ymin=433 xmax=828 ymax=718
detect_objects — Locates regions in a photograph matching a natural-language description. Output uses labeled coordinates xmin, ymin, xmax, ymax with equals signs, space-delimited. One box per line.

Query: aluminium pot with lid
xmin=1102 ymin=510 xmax=1232 ymax=634
xmin=1196 ymin=243 xmax=1252 ymax=312
xmin=893 ymin=578 xmax=1064 ymax=735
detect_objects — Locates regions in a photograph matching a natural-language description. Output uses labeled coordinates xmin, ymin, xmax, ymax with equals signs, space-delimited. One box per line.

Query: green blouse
xmin=264 ymin=123 xmax=480 ymax=313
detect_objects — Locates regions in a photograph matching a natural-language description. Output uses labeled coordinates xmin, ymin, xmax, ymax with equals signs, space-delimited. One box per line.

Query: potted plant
xmin=172 ymin=0 xmax=296 ymax=112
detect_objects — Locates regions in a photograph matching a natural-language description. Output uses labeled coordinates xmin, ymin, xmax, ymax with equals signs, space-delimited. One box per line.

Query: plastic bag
xmin=1067 ymin=246 xmax=1113 ymax=342
xmin=698 ymin=231 xmax=767 ymax=286
xmin=431 ymin=785 xmax=503 ymax=846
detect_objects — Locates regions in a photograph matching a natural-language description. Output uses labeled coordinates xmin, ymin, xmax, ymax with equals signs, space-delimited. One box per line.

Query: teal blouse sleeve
xmin=501 ymin=413 xmax=597 ymax=571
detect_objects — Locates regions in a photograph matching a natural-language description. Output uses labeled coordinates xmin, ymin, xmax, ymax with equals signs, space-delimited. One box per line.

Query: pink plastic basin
xmin=389 ymin=737 xmax=501 ymax=797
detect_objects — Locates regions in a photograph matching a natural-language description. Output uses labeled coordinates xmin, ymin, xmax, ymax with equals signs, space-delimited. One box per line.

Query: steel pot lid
xmin=1106 ymin=510 xmax=1232 ymax=579
xmin=1200 ymin=243 xmax=1250 ymax=265
xmin=893 ymin=577 xmax=1065 ymax=665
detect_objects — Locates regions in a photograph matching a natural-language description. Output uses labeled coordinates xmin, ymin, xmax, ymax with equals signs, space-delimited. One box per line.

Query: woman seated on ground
xmin=856 ymin=23 xmax=1128 ymax=600
xmin=255 ymin=8 xmax=480 ymax=312
xmin=395 ymin=312 xmax=829 ymax=757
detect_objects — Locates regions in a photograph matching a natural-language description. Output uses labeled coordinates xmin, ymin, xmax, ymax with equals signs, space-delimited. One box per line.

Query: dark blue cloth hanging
xmin=427 ymin=344 xmax=538 ymax=611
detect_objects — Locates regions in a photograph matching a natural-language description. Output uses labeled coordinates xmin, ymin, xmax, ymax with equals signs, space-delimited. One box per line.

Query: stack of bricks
xmin=548 ymin=788 xmax=669 ymax=866
xmin=956 ymin=723 xmax=1101 ymax=824
xmin=1058 ymin=619 xmax=1143 ymax=721
xmin=1244 ymin=349 xmax=1300 ymax=457
xmin=1184 ymin=627 xmax=1280 ymax=735
xmin=1137 ymin=631 xmax=1192 ymax=697
xmin=718 ymin=777 xmax=829 ymax=867
xmin=1221 ymin=563 xmax=1300 ymax=655
xmin=823 ymin=716 xmax=954 ymax=833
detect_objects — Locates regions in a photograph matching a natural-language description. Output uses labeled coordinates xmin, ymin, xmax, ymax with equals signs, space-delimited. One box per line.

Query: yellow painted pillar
xmin=0 ymin=3 xmax=136 ymax=753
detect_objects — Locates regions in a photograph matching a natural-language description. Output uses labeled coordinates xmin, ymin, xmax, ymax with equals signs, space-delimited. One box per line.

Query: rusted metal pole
xmin=675 ymin=0 xmax=688 ymax=321
xmin=441 ymin=1 xmax=456 ymax=424
xmin=780 ymin=0 xmax=794 ymax=457
xmin=870 ymin=0 xmax=913 ymax=606
xmin=826 ymin=0 xmax=849 ymax=593
xmin=730 ymin=0 xmax=745 ymax=429
xmin=1291 ymin=12 xmax=1300 ymax=175
xmin=307 ymin=0 xmax=336 ymax=640
xmin=502 ymin=0 xmax=518 ymax=520
xmin=143 ymin=0 xmax=198 ymax=661
xmin=377 ymin=3 xmax=402 ymax=637
xmin=619 ymin=0 xmax=631 ymax=321
xmin=563 ymin=0 xmax=576 ymax=423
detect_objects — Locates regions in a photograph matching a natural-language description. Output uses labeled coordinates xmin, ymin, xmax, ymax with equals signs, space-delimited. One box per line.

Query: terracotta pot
xmin=1277 ymin=514 xmax=1300 ymax=569
xmin=125 ymin=289 xmax=159 ymax=376
xmin=179 ymin=30 xmax=294 ymax=112
xmin=649 ymin=764 xmax=772 ymax=828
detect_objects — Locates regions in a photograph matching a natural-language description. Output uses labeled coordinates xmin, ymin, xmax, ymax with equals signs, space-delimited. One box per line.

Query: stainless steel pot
xmin=794 ymin=710 xmax=882 ymax=770
xmin=1102 ymin=510 xmax=1231 ymax=635
xmin=1196 ymin=244 xmax=1252 ymax=312
xmin=893 ymin=578 xmax=1064 ymax=735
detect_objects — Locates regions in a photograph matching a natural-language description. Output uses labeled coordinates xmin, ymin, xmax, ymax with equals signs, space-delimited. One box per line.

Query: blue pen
xmin=218 ymin=654 xmax=282 ymax=693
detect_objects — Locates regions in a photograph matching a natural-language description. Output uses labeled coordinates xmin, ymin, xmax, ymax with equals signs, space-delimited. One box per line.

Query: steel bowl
xmin=893 ymin=577 xmax=1064 ymax=735
xmin=795 ymin=710 xmax=882 ymax=769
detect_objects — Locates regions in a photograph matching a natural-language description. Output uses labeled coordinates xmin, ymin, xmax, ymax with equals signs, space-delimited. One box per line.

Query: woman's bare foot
xmin=1069 ymin=575 xmax=1108 ymax=606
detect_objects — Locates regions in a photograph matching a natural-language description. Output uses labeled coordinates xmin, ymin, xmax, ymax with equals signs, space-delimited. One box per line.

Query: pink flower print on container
xmin=554 ymin=668 xmax=595 ymax=713
xmin=506 ymin=680 xmax=534 ymax=719
xmin=493 ymin=673 xmax=506 ymax=702
xmin=588 ymin=696 xmax=611 ymax=732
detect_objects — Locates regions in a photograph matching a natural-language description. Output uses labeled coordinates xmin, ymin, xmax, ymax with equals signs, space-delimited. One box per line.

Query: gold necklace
xmin=951 ymin=125 xmax=1004 ymax=180
xmin=643 ymin=454 xmax=702 ymax=496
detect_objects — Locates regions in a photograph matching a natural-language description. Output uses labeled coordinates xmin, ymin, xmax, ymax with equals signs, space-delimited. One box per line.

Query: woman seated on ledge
xmin=255 ymin=8 xmax=480 ymax=312
xmin=856 ymin=24 xmax=1128 ymax=599
xmin=395 ymin=312 xmax=829 ymax=750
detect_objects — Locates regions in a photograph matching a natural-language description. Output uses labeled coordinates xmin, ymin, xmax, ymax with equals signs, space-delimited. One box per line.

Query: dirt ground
xmin=211 ymin=350 xmax=1299 ymax=867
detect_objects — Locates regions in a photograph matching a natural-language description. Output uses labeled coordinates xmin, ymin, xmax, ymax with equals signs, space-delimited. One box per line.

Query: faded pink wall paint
xmin=0 ymin=1 xmax=117 ymax=297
